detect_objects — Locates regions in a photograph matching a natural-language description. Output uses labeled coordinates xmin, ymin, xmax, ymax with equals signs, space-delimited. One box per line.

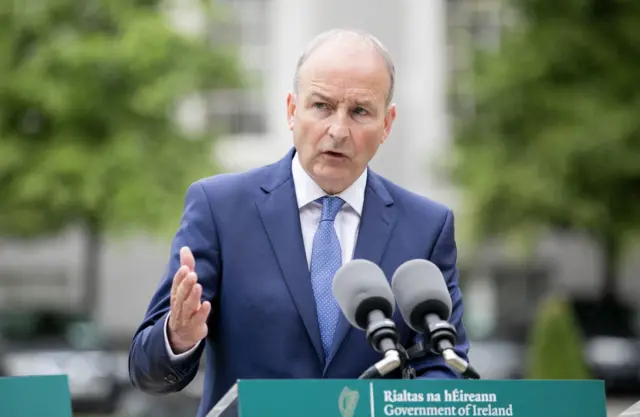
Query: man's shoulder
xmin=373 ymin=173 xmax=451 ymax=217
xmin=188 ymin=160 xmax=281 ymax=201
xmin=195 ymin=166 xmax=265 ymax=191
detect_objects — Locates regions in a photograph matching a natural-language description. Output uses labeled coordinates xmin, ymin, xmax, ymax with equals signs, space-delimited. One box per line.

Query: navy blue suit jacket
xmin=128 ymin=148 xmax=470 ymax=417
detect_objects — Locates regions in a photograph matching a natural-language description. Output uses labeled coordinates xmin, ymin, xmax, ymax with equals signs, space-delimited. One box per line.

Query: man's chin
xmin=312 ymin=168 xmax=354 ymax=194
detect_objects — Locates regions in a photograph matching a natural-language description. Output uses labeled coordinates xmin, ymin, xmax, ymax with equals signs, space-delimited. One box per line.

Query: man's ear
xmin=286 ymin=93 xmax=297 ymax=131
xmin=381 ymin=103 xmax=397 ymax=143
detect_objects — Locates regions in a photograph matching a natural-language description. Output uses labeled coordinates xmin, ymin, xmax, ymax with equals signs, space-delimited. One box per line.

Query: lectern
xmin=207 ymin=379 xmax=607 ymax=417
xmin=0 ymin=374 xmax=72 ymax=417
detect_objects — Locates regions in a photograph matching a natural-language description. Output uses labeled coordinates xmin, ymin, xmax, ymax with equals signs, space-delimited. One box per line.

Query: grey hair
xmin=293 ymin=28 xmax=396 ymax=105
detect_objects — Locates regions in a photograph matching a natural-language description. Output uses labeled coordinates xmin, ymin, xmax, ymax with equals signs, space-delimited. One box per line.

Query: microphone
xmin=391 ymin=259 xmax=480 ymax=380
xmin=332 ymin=259 xmax=402 ymax=379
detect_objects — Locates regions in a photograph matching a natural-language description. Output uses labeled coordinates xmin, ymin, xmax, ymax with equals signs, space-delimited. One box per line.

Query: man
xmin=128 ymin=29 xmax=470 ymax=417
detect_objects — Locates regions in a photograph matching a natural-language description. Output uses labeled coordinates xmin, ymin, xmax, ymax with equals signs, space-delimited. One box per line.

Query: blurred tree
xmin=525 ymin=295 xmax=591 ymax=379
xmin=451 ymin=0 xmax=640 ymax=297
xmin=0 ymin=0 xmax=243 ymax=312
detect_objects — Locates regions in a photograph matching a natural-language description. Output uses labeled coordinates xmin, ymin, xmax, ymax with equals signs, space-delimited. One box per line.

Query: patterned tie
xmin=310 ymin=196 xmax=345 ymax=361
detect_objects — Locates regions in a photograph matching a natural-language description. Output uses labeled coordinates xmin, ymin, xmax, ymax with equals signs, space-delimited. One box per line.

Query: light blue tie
xmin=310 ymin=196 xmax=345 ymax=361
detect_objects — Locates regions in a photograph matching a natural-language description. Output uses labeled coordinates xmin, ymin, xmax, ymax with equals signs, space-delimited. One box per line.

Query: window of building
xmin=446 ymin=0 xmax=506 ymax=119
xmin=206 ymin=0 xmax=271 ymax=136
xmin=207 ymin=89 xmax=266 ymax=135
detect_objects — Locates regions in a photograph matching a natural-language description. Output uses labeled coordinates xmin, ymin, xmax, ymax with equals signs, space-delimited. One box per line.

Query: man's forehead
xmin=297 ymin=41 xmax=390 ymax=102
xmin=301 ymin=38 xmax=386 ymax=75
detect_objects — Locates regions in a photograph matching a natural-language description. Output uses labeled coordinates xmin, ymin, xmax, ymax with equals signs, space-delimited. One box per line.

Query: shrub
xmin=525 ymin=295 xmax=592 ymax=379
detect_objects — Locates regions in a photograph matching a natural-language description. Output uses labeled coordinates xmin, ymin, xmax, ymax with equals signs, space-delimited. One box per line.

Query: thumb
xmin=180 ymin=246 xmax=196 ymax=271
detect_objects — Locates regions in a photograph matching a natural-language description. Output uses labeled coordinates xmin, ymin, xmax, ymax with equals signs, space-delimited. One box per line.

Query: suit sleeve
xmin=128 ymin=180 xmax=221 ymax=393
xmin=409 ymin=209 xmax=471 ymax=379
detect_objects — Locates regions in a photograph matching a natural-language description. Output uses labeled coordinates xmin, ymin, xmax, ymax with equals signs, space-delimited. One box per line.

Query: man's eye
xmin=353 ymin=107 xmax=368 ymax=115
xmin=313 ymin=102 xmax=327 ymax=109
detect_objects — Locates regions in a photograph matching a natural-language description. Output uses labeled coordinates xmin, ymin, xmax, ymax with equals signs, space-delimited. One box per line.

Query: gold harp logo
xmin=338 ymin=386 xmax=360 ymax=417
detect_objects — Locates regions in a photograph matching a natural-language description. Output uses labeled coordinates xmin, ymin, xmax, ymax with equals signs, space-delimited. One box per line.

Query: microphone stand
xmin=358 ymin=315 xmax=405 ymax=379
xmin=426 ymin=317 xmax=480 ymax=380
xmin=357 ymin=322 xmax=480 ymax=380
xmin=358 ymin=342 xmax=416 ymax=380
xmin=406 ymin=317 xmax=481 ymax=380
xmin=356 ymin=316 xmax=479 ymax=380
xmin=396 ymin=343 xmax=417 ymax=380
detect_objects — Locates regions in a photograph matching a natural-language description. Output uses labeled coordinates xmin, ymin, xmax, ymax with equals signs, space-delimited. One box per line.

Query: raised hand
xmin=167 ymin=246 xmax=212 ymax=354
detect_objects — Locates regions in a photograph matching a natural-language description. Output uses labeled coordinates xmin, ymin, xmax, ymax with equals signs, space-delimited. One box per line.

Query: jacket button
xmin=164 ymin=373 xmax=178 ymax=384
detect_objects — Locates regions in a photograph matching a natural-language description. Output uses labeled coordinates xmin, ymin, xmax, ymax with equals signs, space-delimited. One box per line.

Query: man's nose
xmin=328 ymin=112 xmax=349 ymax=140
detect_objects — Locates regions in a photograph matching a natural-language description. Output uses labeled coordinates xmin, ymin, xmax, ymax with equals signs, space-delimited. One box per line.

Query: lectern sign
xmin=237 ymin=379 xmax=606 ymax=417
xmin=0 ymin=374 xmax=72 ymax=417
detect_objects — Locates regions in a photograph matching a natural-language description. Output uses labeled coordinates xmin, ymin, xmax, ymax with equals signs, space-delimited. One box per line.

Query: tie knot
xmin=318 ymin=196 xmax=345 ymax=221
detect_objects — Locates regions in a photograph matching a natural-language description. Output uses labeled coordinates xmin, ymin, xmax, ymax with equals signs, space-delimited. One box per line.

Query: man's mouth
xmin=324 ymin=151 xmax=346 ymax=158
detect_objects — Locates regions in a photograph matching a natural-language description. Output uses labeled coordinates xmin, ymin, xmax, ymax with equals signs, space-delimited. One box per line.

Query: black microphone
xmin=391 ymin=259 xmax=480 ymax=380
xmin=332 ymin=259 xmax=402 ymax=379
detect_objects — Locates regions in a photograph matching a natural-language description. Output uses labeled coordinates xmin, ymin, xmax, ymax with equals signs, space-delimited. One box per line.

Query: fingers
xmin=195 ymin=300 xmax=212 ymax=322
xmin=193 ymin=301 xmax=212 ymax=339
xmin=171 ymin=246 xmax=196 ymax=300
xmin=183 ymin=282 xmax=202 ymax=315
xmin=170 ymin=265 xmax=190 ymax=300
xmin=167 ymin=246 xmax=210 ymax=350
xmin=174 ymin=272 xmax=197 ymax=317
xmin=180 ymin=246 xmax=196 ymax=272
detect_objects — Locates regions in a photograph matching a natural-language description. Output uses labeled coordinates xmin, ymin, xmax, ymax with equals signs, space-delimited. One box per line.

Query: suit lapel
xmin=255 ymin=149 xmax=325 ymax=364
xmin=324 ymin=171 xmax=397 ymax=372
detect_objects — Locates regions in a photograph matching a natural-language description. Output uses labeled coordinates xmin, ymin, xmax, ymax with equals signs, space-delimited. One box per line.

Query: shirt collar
xmin=291 ymin=152 xmax=367 ymax=216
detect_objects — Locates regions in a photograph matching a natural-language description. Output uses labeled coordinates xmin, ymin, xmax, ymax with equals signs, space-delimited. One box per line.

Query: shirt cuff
xmin=164 ymin=312 xmax=201 ymax=361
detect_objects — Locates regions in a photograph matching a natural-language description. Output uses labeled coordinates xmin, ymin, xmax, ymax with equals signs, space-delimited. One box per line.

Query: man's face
xmin=286 ymin=39 xmax=396 ymax=194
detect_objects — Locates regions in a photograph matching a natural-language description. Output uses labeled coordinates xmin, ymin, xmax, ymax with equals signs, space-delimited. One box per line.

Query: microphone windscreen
xmin=332 ymin=259 xmax=395 ymax=330
xmin=391 ymin=259 xmax=452 ymax=333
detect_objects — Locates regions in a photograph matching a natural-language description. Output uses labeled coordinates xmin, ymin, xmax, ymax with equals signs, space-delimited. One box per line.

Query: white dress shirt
xmin=164 ymin=153 xmax=368 ymax=360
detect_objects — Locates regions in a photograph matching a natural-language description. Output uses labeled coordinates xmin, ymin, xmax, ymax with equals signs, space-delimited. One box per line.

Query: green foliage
xmin=0 ymin=0 xmax=243 ymax=237
xmin=525 ymin=295 xmax=592 ymax=380
xmin=451 ymin=0 xmax=640 ymax=247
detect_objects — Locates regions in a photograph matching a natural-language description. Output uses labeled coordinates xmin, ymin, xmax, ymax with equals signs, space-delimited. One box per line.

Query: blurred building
xmin=0 ymin=0 xmax=638 ymax=343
